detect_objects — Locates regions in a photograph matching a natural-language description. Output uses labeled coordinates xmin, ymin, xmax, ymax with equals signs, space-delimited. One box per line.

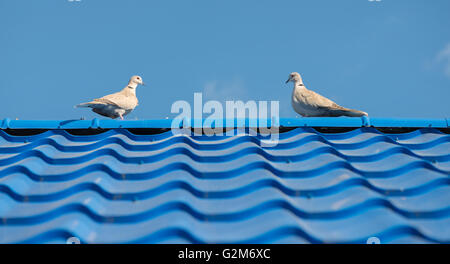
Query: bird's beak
xmin=285 ymin=77 xmax=291 ymax=84
xmin=141 ymin=82 xmax=146 ymax=86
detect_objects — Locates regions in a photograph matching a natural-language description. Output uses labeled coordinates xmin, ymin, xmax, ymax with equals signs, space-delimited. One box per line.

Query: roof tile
xmin=0 ymin=123 xmax=449 ymax=243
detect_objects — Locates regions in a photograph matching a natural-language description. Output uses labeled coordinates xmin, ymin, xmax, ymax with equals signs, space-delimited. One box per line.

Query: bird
xmin=76 ymin=75 xmax=144 ymax=120
xmin=286 ymin=72 xmax=368 ymax=117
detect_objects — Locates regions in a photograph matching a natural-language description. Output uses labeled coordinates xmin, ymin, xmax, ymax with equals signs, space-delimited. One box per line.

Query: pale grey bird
xmin=76 ymin=75 xmax=144 ymax=120
xmin=286 ymin=72 xmax=368 ymax=117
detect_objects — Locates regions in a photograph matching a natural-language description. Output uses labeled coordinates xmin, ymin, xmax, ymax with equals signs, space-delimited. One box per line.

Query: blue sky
xmin=0 ymin=0 xmax=449 ymax=120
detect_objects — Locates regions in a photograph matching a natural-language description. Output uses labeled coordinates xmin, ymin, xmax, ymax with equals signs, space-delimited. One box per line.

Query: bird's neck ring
xmin=127 ymin=83 xmax=138 ymax=89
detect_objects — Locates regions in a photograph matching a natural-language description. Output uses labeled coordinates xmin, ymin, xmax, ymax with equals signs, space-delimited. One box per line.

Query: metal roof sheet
xmin=0 ymin=119 xmax=449 ymax=244
xmin=1 ymin=117 xmax=449 ymax=129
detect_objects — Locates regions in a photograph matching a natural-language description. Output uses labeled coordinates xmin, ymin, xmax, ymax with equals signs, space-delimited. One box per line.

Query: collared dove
xmin=76 ymin=75 xmax=144 ymax=120
xmin=286 ymin=72 xmax=368 ymax=117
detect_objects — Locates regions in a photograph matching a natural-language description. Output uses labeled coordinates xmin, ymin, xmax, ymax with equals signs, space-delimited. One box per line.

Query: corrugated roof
xmin=0 ymin=118 xmax=449 ymax=244
xmin=1 ymin=117 xmax=449 ymax=129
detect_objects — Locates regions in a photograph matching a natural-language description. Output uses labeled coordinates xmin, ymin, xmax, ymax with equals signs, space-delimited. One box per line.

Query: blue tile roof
xmin=0 ymin=118 xmax=449 ymax=244
xmin=1 ymin=117 xmax=449 ymax=129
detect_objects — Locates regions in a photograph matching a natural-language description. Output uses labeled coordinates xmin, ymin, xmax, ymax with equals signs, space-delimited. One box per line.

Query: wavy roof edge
xmin=0 ymin=117 xmax=449 ymax=129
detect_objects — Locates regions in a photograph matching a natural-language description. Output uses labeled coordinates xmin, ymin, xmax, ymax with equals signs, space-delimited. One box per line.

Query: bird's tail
xmin=338 ymin=108 xmax=368 ymax=117
xmin=75 ymin=102 xmax=94 ymax=108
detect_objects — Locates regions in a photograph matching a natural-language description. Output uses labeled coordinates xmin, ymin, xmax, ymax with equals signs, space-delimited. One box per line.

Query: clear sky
xmin=0 ymin=0 xmax=449 ymax=120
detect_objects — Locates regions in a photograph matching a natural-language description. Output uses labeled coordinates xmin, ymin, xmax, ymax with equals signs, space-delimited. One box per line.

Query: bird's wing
xmin=297 ymin=89 xmax=337 ymax=108
xmin=93 ymin=96 xmax=122 ymax=108
xmin=313 ymin=97 xmax=368 ymax=117
xmin=76 ymin=91 xmax=124 ymax=108
xmin=96 ymin=90 xmax=133 ymax=109
xmin=293 ymin=87 xmax=368 ymax=117
xmin=77 ymin=88 xmax=137 ymax=110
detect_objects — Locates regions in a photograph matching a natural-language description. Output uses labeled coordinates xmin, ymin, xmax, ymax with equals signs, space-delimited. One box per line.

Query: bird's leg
xmin=119 ymin=113 xmax=124 ymax=120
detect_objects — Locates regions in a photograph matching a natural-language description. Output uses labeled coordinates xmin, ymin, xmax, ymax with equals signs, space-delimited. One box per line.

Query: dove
xmin=286 ymin=72 xmax=368 ymax=117
xmin=76 ymin=75 xmax=144 ymax=120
